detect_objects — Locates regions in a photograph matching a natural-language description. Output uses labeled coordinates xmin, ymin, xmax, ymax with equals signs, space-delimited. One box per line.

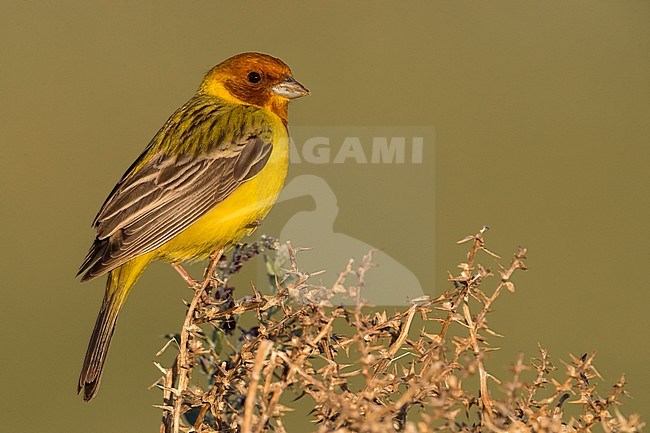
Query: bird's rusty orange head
xmin=200 ymin=52 xmax=309 ymax=122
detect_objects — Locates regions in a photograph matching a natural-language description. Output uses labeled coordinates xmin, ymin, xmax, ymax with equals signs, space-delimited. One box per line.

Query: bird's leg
xmin=172 ymin=264 xmax=199 ymax=288
xmin=173 ymin=263 xmax=214 ymax=305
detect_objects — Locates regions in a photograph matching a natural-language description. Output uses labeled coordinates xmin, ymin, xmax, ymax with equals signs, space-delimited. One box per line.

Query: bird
xmin=77 ymin=52 xmax=309 ymax=401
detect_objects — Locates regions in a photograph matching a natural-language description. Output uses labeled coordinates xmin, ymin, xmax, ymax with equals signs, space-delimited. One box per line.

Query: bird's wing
xmin=78 ymin=104 xmax=276 ymax=281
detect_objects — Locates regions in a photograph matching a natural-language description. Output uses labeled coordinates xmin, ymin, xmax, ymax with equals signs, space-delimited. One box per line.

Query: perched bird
xmin=77 ymin=52 xmax=309 ymax=401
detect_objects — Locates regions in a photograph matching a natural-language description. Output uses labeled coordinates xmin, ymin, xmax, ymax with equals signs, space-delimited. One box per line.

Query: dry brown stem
xmin=160 ymin=250 xmax=223 ymax=433
xmin=150 ymin=231 xmax=643 ymax=433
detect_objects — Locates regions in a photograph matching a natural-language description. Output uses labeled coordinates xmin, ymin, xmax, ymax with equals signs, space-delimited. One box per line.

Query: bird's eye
xmin=247 ymin=72 xmax=262 ymax=84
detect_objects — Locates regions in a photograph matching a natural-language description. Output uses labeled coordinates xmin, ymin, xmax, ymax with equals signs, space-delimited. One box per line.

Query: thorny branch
xmin=160 ymin=250 xmax=224 ymax=433
xmin=151 ymin=230 xmax=643 ymax=433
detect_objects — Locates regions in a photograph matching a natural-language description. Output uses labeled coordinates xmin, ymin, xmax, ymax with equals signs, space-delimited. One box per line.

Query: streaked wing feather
xmin=79 ymin=124 xmax=274 ymax=280
xmin=96 ymin=156 xmax=215 ymax=238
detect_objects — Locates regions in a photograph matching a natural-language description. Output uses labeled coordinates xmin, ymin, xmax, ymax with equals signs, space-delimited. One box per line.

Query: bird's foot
xmin=173 ymin=263 xmax=218 ymax=305
xmin=200 ymin=290 xmax=214 ymax=305
xmin=173 ymin=264 xmax=200 ymax=289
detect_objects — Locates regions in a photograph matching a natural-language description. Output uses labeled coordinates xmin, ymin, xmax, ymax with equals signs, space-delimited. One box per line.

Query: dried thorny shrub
xmin=154 ymin=229 xmax=643 ymax=433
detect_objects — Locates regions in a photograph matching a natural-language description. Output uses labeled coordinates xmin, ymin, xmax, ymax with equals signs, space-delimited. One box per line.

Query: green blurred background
xmin=1 ymin=1 xmax=648 ymax=432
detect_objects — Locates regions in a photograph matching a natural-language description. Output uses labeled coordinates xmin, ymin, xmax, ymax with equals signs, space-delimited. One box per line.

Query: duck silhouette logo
xmin=276 ymin=174 xmax=425 ymax=306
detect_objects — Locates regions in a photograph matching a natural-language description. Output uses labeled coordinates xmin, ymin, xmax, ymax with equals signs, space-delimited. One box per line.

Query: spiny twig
xmin=151 ymin=231 xmax=643 ymax=433
xmin=161 ymin=249 xmax=223 ymax=433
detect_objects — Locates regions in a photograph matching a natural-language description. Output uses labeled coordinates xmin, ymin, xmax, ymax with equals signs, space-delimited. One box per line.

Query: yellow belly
xmin=155 ymin=125 xmax=289 ymax=263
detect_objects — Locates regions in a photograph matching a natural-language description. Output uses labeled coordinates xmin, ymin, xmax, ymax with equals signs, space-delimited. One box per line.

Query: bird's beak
xmin=272 ymin=76 xmax=310 ymax=99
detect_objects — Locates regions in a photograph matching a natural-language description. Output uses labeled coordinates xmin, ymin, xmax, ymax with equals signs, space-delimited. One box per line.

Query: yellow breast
xmin=155 ymin=121 xmax=289 ymax=263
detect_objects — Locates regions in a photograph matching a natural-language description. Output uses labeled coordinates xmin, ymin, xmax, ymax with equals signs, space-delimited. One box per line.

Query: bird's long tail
xmin=78 ymin=256 xmax=151 ymax=401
